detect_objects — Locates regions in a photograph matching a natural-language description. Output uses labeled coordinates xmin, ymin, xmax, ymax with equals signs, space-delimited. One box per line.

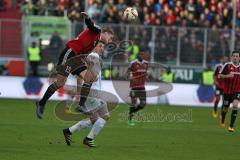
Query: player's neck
xmin=137 ymin=58 xmax=143 ymax=62
xmin=232 ymin=61 xmax=239 ymax=66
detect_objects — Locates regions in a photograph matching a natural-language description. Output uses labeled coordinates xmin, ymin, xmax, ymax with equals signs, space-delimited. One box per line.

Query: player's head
xmin=31 ymin=42 xmax=37 ymax=47
xmin=94 ymin=41 xmax=105 ymax=56
xmin=100 ymin=28 xmax=114 ymax=44
xmin=231 ymin=50 xmax=240 ymax=64
xmin=166 ymin=67 xmax=171 ymax=74
xmin=221 ymin=55 xmax=229 ymax=64
xmin=137 ymin=51 xmax=145 ymax=61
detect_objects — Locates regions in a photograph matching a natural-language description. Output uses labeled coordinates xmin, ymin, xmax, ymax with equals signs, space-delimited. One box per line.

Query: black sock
xmin=66 ymin=128 xmax=72 ymax=135
xmin=39 ymin=83 xmax=58 ymax=106
xmin=79 ymin=83 xmax=91 ymax=106
xmin=221 ymin=107 xmax=228 ymax=124
xmin=230 ymin=108 xmax=238 ymax=128
xmin=129 ymin=107 xmax=135 ymax=114
xmin=86 ymin=136 xmax=93 ymax=141
xmin=214 ymin=99 xmax=219 ymax=112
xmin=129 ymin=107 xmax=136 ymax=120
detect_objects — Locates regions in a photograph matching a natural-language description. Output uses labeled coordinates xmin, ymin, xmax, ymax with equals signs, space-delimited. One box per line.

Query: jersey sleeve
xmin=85 ymin=18 xmax=102 ymax=34
xmin=214 ymin=65 xmax=220 ymax=76
xmin=220 ymin=64 xmax=229 ymax=75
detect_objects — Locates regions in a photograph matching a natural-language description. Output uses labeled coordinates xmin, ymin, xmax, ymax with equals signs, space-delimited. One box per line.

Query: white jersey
xmin=85 ymin=52 xmax=104 ymax=112
xmin=65 ymin=74 xmax=77 ymax=86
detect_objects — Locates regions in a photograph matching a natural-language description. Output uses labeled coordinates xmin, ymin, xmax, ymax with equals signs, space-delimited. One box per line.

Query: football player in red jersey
xmin=218 ymin=51 xmax=240 ymax=132
xmin=127 ymin=51 xmax=149 ymax=126
xmin=36 ymin=12 xmax=113 ymax=119
xmin=212 ymin=55 xmax=228 ymax=118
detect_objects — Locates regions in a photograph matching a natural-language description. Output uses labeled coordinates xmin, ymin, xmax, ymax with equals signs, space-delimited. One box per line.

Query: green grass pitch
xmin=0 ymin=99 xmax=240 ymax=160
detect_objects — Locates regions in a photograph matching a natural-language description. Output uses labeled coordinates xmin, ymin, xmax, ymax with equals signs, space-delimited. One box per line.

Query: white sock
xmin=65 ymin=95 xmax=74 ymax=109
xmin=69 ymin=119 xmax=92 ymax=133
xmin=87 ymin=118 xmax=106 ymax=139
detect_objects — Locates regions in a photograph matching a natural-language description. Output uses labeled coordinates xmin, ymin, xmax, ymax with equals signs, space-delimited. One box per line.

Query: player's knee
xmin=83 ymin=71 xmax=97 ymax=83
xmin=83 ymin=76 xmax=94 ymax=84
xmin=55 ymin=76 xmax=66 ymax=88
xmin=140 ymin=100 xmax=146 ymax=108
xmin=97 ymin=118 xmax=106 ymax=128
xmin=232 ymin=100 xmax=239 ymax=107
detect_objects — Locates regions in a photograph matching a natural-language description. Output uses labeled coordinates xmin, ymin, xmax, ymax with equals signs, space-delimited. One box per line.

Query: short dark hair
xmin=232 ymin=50 xmax=240 ymax=56
xmin=102 ymin=27 xmax=114 ymax=34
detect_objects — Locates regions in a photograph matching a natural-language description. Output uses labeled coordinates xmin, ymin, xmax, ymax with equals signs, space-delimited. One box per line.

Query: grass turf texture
xmin=0 ymin=99 xmax=240 ymax=160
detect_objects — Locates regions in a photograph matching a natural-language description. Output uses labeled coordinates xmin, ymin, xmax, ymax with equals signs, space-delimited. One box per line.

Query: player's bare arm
xmin=218 ymin=73 xmax=234 ymax=79
xmin=80 ymin=12 xmax=102 ymax=34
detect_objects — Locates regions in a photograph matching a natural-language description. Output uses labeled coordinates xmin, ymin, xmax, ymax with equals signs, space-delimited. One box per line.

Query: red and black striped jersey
xmin=66 ymin=18 xmax=101 ymax=55
xmin=220 ymin=62 xmax=240 ymax=94
xmin=129 ymin=59 xmax=148 ymax=89
xmin=214 ymin=63 xmax=224 ymax=88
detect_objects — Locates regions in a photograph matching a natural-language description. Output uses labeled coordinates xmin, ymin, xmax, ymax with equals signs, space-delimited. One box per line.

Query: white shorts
xmin=85 ymin=97 xmax=109 ymax=120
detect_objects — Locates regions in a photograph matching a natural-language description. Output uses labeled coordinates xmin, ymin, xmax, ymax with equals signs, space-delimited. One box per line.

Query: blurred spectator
xmin=127 ymin=40 xmax=139 ymax=61
xmin=116 ymin=0 xmax=126 ymax=11
xmin=46 ymin=0 xmax=58 ymax=16
xmin=161 ymin=67 xmax=174 ymax=83
xmin=28 ymin=42 xmax=41 ymax=76
xmin=49 ymin=31 xmax=63 ymax=49
xmin=67 ymin=0 xmax=82 ymax=22
xmin=48 ymin=31 xmax=63 ymax=63
xmin=87 ymin=1 xmax=100 ymax=20
xmin=20 ymin=0 xmax=32 ymax=15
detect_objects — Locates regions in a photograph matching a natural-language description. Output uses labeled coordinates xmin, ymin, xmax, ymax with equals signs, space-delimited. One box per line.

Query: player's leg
xmin=76 ymin=75 xmax=84 ymax=95
xmin=213 ymin=88 xmax=222 ymax=118
xmin=36 ymin=47 xmax=75 ymax=119
xmin=134 ymin=89 xmax=146 ymax=113
xmin=64 ymin=95 xmax=74 ymax=113
xmin=64 ymin=76 xmax=83 ymax=113
xmin=62 ymin=118 xmax=92 ymax=146
xmin=76 ymin=69 xmax=97 ymax=112
xmin=220 ymin=94 xmax=231 ymax=128
xmin=36 ymin=74 xmax=67 ymax=119
xmin=228 ymin=96 xmax=239 ymax=132
xmin=83 ymin=101 xmax=109 ymax=147
xmin=128 ymin=90 xmax=137 ymax=125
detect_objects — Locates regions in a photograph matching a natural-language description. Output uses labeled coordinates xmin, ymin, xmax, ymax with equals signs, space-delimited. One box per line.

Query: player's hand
xmin=80 ymin=12 xmax=89 ymax=19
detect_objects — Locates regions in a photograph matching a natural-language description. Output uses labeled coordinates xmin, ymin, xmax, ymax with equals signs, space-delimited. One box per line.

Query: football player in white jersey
xmin=62 ymin=41 xmax=109 ymax=147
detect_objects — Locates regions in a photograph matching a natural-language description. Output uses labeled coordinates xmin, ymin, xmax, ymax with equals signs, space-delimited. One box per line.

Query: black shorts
xmin=130 ymin=88 xmax=146 ymax=101
xmin=223 ymin=93 xmax=240 ymax=107
xmin=56 ymin=47 xmax=87 ymax=76
xmin=215 ymin=86 xmax=223 ymax=96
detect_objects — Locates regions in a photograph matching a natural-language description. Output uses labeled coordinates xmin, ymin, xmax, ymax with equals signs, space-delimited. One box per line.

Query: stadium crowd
xmin=12 ymin=0 xmax=239 ymax=65
xmin=1 ymin=0 xmax=240 ymax=76
xmin=14 ymin=0 xmax=239 ymax=29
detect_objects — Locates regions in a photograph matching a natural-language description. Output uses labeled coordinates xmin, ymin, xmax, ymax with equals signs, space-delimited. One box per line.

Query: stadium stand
xmin=12 ymin=0 xmax=236 ymax=29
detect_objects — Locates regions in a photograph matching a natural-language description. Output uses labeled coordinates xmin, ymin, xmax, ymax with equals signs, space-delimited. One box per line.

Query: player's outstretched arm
xmin=81 ymin=12 xmax=101 ymax=33
xmin=218 ymin=73 xmax=234 ymax=79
